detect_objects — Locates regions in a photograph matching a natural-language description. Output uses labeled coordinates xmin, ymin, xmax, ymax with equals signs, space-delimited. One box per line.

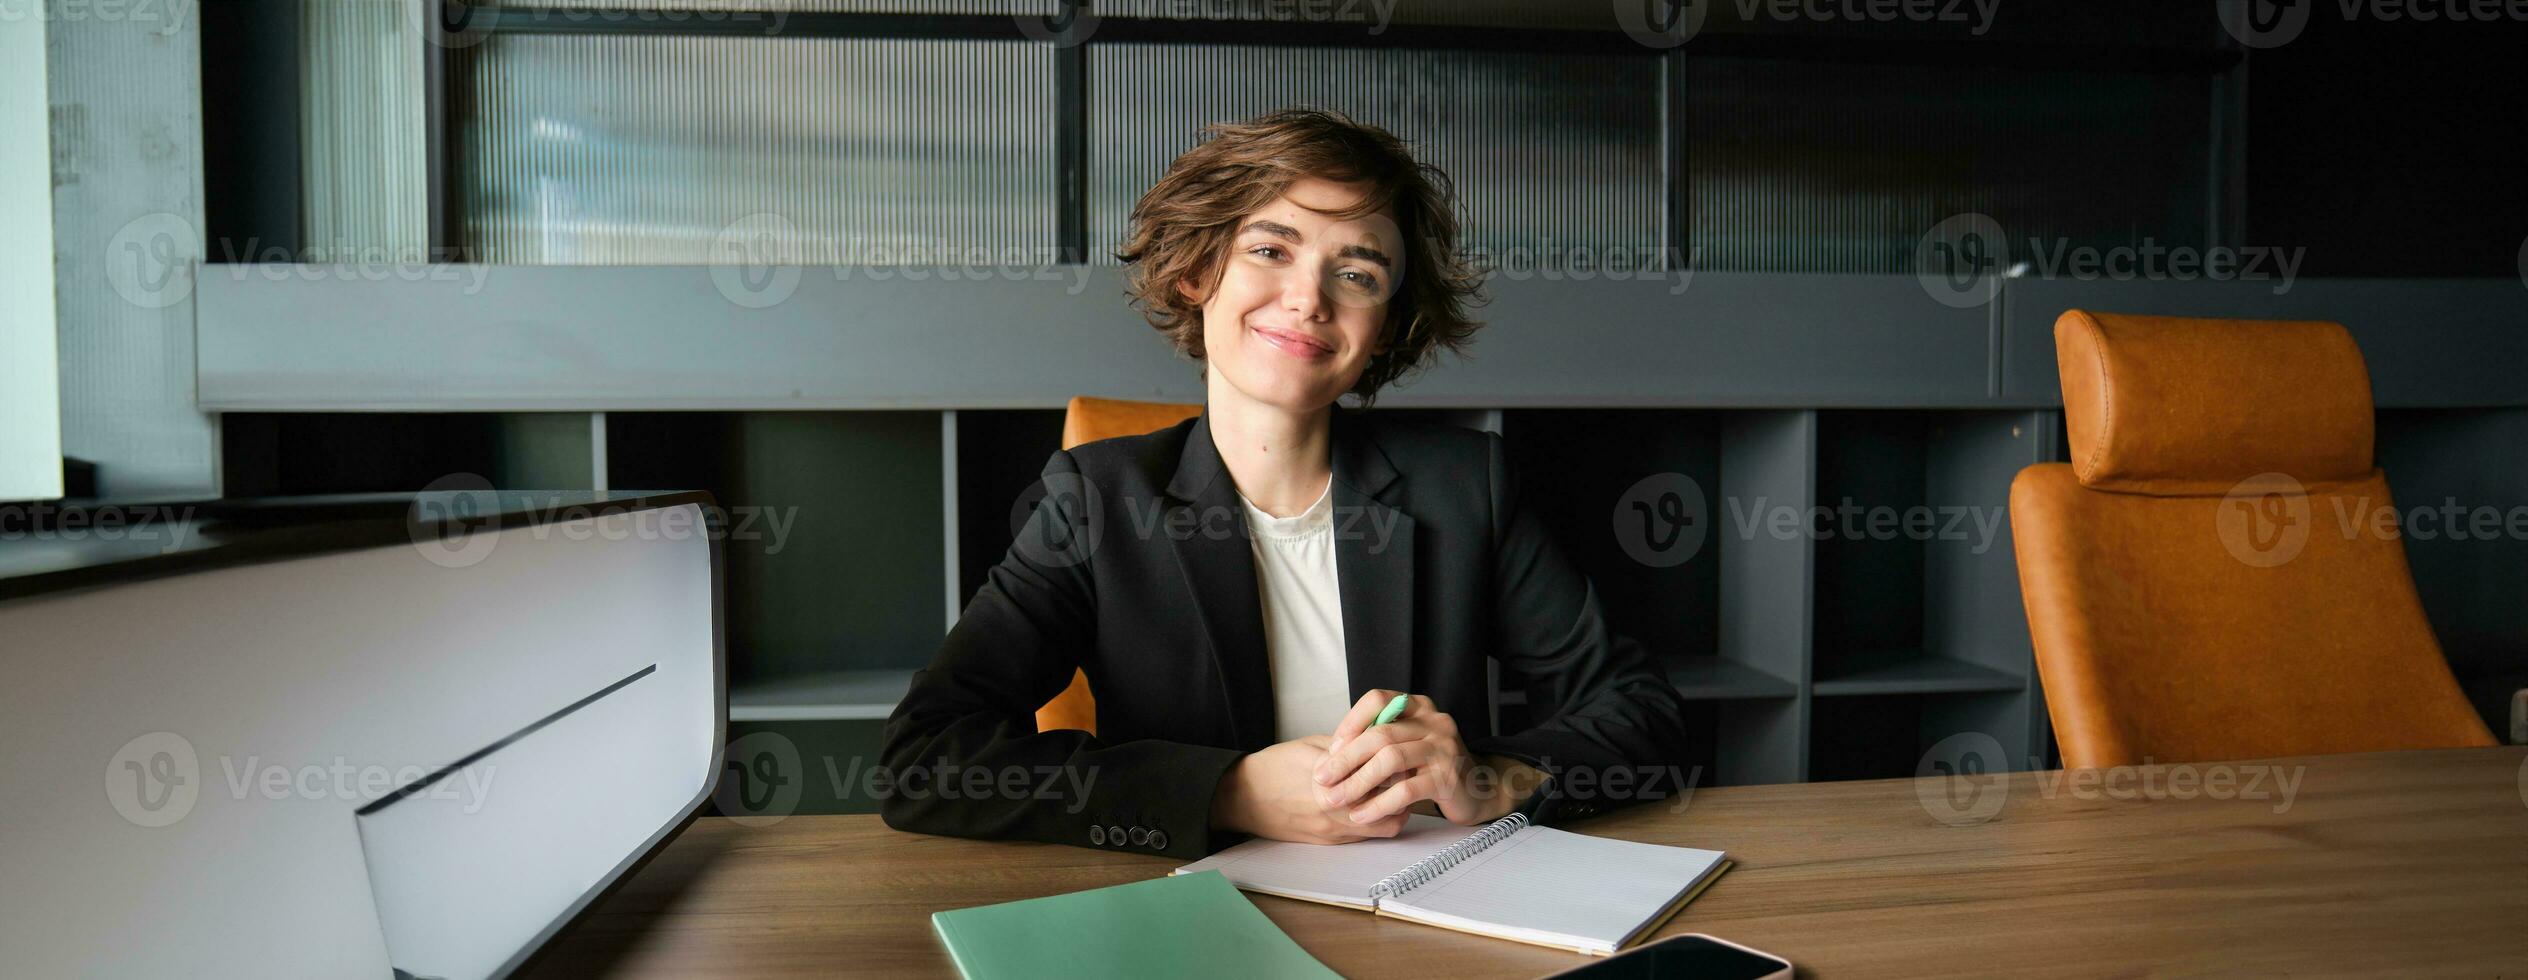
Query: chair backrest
xmin=2009 ymin=310 xmax=2494 ymax=768
xmin=1033 ymin=396 xmax=1204 ymax=734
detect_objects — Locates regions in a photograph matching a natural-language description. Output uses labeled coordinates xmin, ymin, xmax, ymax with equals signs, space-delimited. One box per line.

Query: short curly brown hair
xmin=1115 ymin=107 xmax=1486 ymax=404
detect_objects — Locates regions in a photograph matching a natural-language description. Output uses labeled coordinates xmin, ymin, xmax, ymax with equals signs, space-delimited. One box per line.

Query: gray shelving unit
xmin=204 ymin=274 xmax=2528 ymax=793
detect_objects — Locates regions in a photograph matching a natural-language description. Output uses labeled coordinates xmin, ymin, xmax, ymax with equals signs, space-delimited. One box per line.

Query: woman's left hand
xmin=1311 ymin=690 xmax=1536 ymax=826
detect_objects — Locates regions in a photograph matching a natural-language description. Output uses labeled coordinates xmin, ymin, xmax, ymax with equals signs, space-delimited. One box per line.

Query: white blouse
xmin=1237 ymin=480 xmax=1353 ymax=744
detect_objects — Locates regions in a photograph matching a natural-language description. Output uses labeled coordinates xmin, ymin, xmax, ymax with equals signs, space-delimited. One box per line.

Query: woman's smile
xmin=1250 ymin=322 xmax=1337 ymax=361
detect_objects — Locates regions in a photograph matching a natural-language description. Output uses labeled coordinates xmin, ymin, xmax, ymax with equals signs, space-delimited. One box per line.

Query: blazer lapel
xmin=1164 ymin=411 xmax=1278 ymax=751
xmin=1329 ymin=409 xmax=1417 ymax=702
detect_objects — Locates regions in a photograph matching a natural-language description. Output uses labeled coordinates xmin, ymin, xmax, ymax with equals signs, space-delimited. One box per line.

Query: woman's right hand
xmin=1210 ymin=735 xmax=1411 ymax=844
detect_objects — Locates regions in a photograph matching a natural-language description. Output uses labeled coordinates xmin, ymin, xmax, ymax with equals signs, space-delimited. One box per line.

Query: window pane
xmin=478 ymin=0 xmax=1050 ymax=11
xmin=301 ymin=0 xmax=428 ymax=261
xmin=457 ymin=34 xmax=1055 ymax=264
xmin=1088 ymin=44 xmax=1664 ymax=269
xmin=1690 ymin=58 xmax=2211 ymax=273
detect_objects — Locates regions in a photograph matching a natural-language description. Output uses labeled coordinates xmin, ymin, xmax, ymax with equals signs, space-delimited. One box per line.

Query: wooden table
xmin=527 ymin=746 xmax=2528 ymax=978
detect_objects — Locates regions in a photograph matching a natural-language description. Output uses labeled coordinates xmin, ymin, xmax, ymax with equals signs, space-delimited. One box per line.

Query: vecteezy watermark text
xmin=1915 ymin=213 xmax=2307 ymax=308
xmin=408 ymin=475 xmax=800 ymax=570
xmin=1005 ymin=470 xmax=1406 ymax=569
xmin=709 ymin=213 xmax=1094 ymax=308
xmin=108 ymin=731 xmax=496 ymax=827
xmin=1619 ymin=0 xmax=2000 ymax=48
xmin=1611 ymin=473 xmax=2007 ymax=567
xmin=2218 ymin=471 xmax=2528 ymax=567
xmin=0 ymin=502 xmax=199 ymax=553
xmin=1915 ymin=732 xmax=2311 ymax=827
xmin=2220 ymin=0 xmax=2528 ymax=49
xmin=1462 ymin=242 xmax=1699 ymax=295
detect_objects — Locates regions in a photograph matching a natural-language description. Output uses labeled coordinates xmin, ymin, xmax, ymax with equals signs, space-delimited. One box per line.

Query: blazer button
xmin=1107 ymin=825 xmax=1126 ymax=847
xmin=1090 ymin=825 xmax=1106 ymax=846
xmin=1129 ymin=826 xmax=1152 ymax=846
xmin=1148 ymin=830 xmax=1169 ymax=851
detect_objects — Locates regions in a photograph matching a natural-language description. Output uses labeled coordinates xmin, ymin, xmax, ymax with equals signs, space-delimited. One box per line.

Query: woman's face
xmin=1183 ymin=177 xmax=1402 ymax=415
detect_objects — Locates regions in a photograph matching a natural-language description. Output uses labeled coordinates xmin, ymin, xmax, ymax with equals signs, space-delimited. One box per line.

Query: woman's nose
xmin=1281 ymin=267 xmax=1330 ymax=321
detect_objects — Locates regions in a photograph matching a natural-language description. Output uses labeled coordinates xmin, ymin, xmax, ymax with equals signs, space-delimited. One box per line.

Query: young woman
xmin=880 ymin=109 xmax=1691 ymax=858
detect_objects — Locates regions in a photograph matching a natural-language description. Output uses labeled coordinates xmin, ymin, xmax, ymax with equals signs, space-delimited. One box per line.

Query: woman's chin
xmin=1222 ymin=369 xmax=1346 ymax=416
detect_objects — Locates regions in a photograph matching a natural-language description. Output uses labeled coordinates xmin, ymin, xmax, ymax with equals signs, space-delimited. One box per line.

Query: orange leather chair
xmin=2010 ymin=310 xmax=2495 ymax=768
xmin=1032 ymin=396 xmax=1205 ymax=734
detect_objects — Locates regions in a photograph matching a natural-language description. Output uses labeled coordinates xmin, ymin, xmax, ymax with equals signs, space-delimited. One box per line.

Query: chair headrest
xmin=2055 ymin=310 xmax=2375 ymax=495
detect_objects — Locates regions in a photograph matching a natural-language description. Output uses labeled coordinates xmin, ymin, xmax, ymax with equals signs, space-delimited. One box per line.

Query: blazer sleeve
xmin=1465 ymin=432 xmax=1697 ymax=821
xmin=878 ymin=449 xmax=1246 ymax=859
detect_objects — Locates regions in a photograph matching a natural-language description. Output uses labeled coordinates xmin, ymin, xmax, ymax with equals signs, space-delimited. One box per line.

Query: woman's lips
xmin=1251 ymin=324 xmax=1334 ymax=360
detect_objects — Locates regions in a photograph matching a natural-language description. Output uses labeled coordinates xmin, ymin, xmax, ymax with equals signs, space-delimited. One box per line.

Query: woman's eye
xmin=1248 ymin=245 xmax=1285 ymax=260
xmin=1339 ymin=269 xmax=1381 ymax=291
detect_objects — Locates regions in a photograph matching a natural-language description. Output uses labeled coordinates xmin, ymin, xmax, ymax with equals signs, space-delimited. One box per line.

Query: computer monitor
xmin=0 ymin=491 xmax=724 ymax=978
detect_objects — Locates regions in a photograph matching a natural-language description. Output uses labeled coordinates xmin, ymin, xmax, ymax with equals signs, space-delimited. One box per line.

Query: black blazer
xmin=879 ymin=408 xmax=1693 ymax=859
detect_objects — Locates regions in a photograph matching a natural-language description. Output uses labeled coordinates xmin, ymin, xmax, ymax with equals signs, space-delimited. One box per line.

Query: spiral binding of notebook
xmin=1365 ymin=812 xmax=1530 ymax=900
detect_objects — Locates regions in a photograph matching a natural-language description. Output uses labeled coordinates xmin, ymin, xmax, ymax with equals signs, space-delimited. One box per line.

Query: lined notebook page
xmin=1380 ymin=827 xmax=1727 ymax=952
xmin=1174 ymin=815 xmax=1474 ymax=906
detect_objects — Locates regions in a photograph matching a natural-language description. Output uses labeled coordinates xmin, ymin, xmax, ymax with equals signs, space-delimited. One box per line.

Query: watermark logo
xmin=107 ymin=732 xmax=501 ymax=825
xmin=1916 ymin=731 xmax=2010 ymax=826
xmin=716 ymin=731 xmax=804 ymax=827
xmin=1915 ymin=212 xmax=2009 ymax=309
xmin=2218 ymin=472 xmax=2311 ymax=568
xmin=1615 ymin=472 xmax=1709 ymax=568
xmin=1016 ymin=0 xmax=1098 ymax=46
xmin=0 ymin=503 xmax=200 ymax=553
xmin=407 ymin=481 xmax=803 ymax=569
xmin=412 ymin=0 xmax=794 ymax=48
xmin=106 ymin=211 xmax=198 ymax=310
xmin=2031 ymin=759 xmax=2306 ymax=813
xmin=704 ymin=215 xmax=1097 ymax=309
xmin=1327 ymin=209 xmax=1408 ymax=312
xmin=1614 ymin=0 xmax=1709 ymax=48
xmin=1920 ymin=214 xmax=2306 ymax=302
xmin=710 ymin=212 xmax=805 ymax=310
xmin=107 ymin=731 xmax=201 ymax=827
xmin=828 ymin=757 xmax=1103 ymax=813
xmin=1011 ymin=469 xmax=1106 ymax=570
xmin=1463 ymin=240 xmax=1698 ymax=295
xmin=210 ymin=237 xmax=495 ymax=293
xmin=2217 ymin=0 xmax=2310 ymax=48
xmin=2222 ymin=0 xmax=2527 ymax=50
xmin=409 ymin=472 xmax=506 ymax=570
xmin=1722 ymin=495 xmax=2008 ymax=554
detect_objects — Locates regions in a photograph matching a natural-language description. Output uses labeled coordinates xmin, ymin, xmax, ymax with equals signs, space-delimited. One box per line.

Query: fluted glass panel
xmin=301 ymin=0 xmax=429 ymax=261
xmin=458 ymin=34 xmax=1054 ymax=264
xmin=479 ymin=0 xmax=1049 ymax=9
xmin=1087 ymin=44 xmax=1663 ymax=269
xmin=1690 ymin=58 xmax=2210 ymax=273
xmin=1090 ymin=0 xmax=1592 ymax=30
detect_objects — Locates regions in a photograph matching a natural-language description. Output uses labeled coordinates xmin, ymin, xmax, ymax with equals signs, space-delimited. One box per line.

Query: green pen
xmin=1323 ymin=694 xmax=1417 ymax=790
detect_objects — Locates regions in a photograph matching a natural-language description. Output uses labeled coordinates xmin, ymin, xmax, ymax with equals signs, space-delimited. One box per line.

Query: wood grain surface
xmin=526 ymin=746 xmax=2528 ymax=978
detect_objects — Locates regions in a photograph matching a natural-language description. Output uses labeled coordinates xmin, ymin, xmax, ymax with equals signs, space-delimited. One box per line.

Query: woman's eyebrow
xmin=1238 ymin=219 xmax=1303 ymax=241
xmin=1238 ymin=219 xmax=1392 ymax=268
xmin=1335 ymin=243 xmax=1393 ymax=268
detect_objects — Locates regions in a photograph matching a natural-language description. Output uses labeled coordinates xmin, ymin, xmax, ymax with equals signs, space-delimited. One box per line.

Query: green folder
xmin=931 ymin=870 xmax=1340 ymax=980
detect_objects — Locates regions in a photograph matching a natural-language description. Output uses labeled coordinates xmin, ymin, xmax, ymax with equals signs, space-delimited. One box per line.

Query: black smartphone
xmin=1539 ymin=934 xmax=1793 ymax=980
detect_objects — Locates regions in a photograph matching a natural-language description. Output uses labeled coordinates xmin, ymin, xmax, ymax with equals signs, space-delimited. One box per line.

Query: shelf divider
xmin=1716 ymin=409 xmax=1816 ymax=784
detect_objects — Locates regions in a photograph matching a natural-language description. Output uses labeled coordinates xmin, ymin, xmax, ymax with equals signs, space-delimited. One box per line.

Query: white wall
xmin=1 ymin=12 xmax=61 ymax=501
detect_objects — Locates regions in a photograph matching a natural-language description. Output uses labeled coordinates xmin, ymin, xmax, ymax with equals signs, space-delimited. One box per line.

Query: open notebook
xmin=1174 ymin=813 xmax=1730 ymax=956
